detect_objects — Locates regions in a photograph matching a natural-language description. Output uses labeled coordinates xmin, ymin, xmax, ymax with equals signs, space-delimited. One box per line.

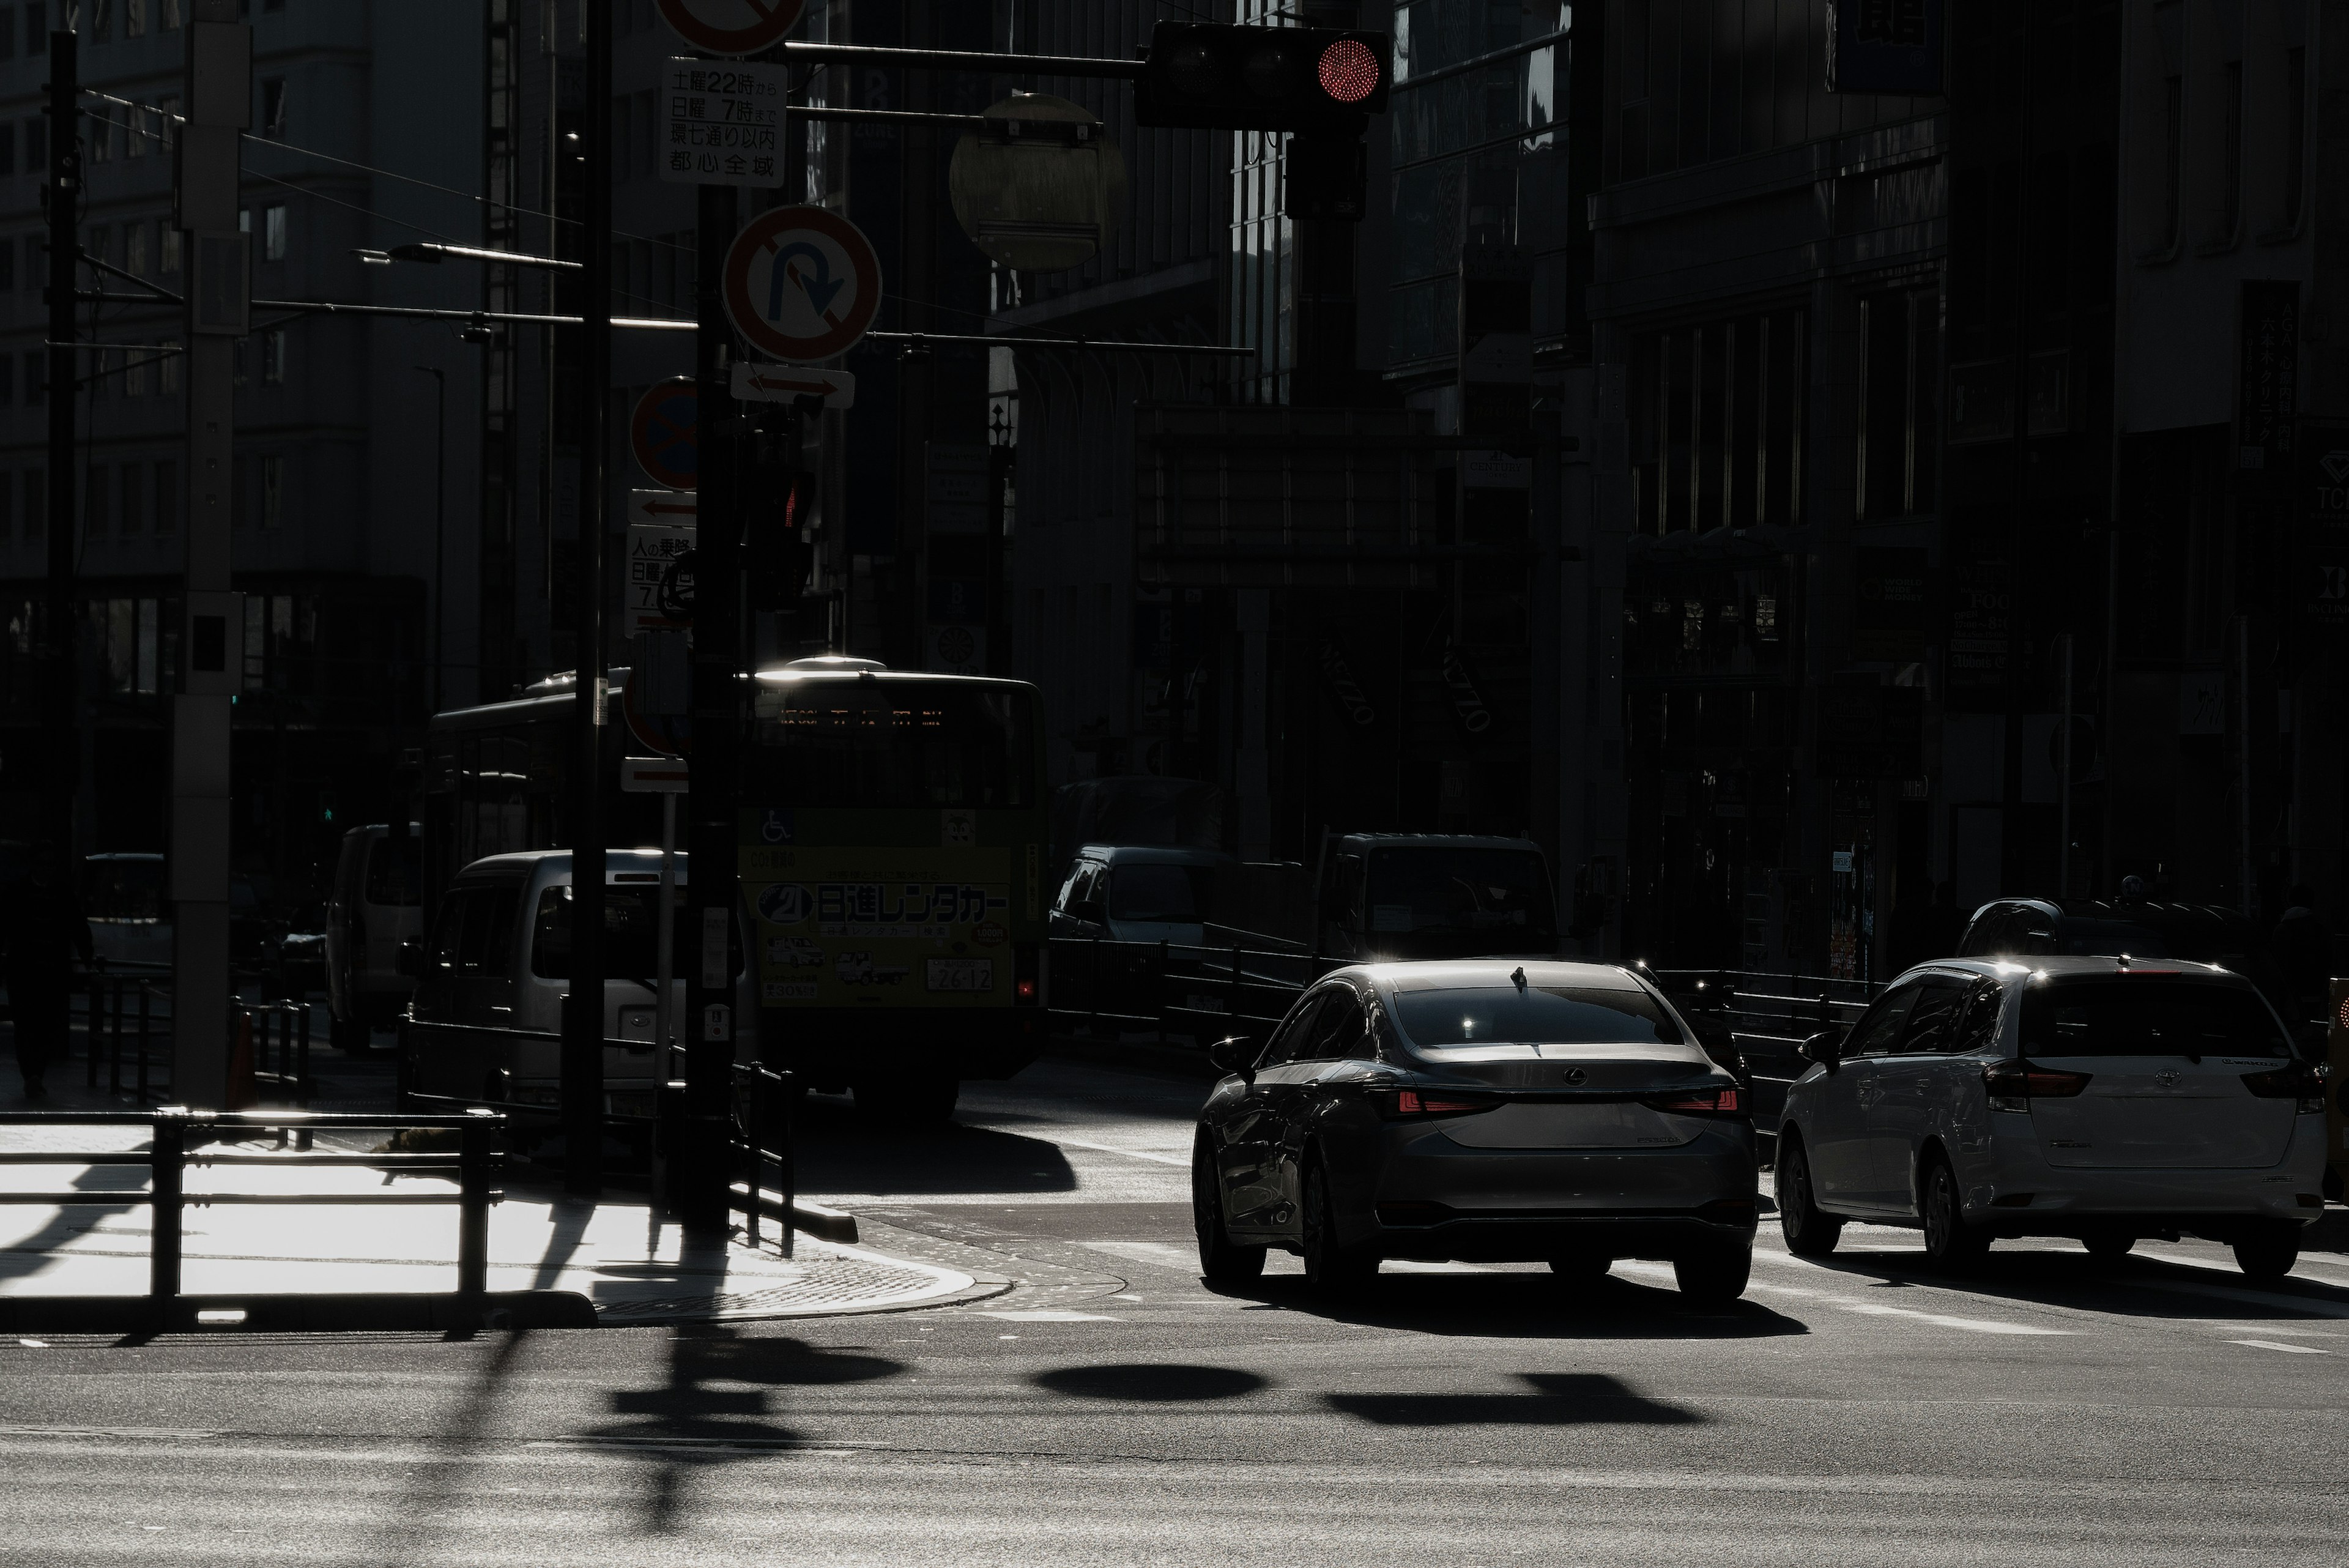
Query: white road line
xmin=980 ymin=1310 xmax=1121 ymax=1322
xmin=1631 ymin=1260 xmax=2070 ymax=1335
xmin=1047 ymin=1137 xmax=1192 ymax=1167
xmin=2225 ymin=1339 xmax=2328 ymax=1354
xmin=1080 ymin=1241 xmax=1198 ymax=1271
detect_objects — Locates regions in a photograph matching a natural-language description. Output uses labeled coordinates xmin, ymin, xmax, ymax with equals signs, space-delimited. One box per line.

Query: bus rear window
xmin=751 ymin=684 xmax=1035 ymax=809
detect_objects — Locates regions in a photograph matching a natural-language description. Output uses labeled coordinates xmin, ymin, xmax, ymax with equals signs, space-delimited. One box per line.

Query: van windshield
xmin=530 ymin=886 xmax=741 ymax=981
xmin=2019 ymin=978 xmax=2288 ymax=1058
xmin=1106 ymin=864 xmax=1212 ymax=923
xmin=1364 ymin=848 xmax=1555 ymax=945
xmin=1394 ymin=985 xmax=1683 ymax=1048
xmin=83 ymin=858 xmax=165 ymax=921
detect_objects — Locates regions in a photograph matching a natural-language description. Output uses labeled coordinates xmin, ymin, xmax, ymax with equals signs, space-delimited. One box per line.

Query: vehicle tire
xmin=1548 ymin=1254 xmax=1613 ymax=1287
xmin=1301 ymin=1155 xmax=1379 ymax=1297
xmin=1192 ymin=1134 xmax=1265 ymax=1285
xmin=2232 ymin=1223 xmax=2301 ymax=1282
xmin=329 ymin=1013 xmax=371 ymax=1054
xmin=1775 ymin=1132 xmax=1843 ymax=1258
xmin=1919 ymin=1154 xmax=1990 ymax=1272
xmin=2084 ymin=1233 xmax=2135 ymax=1261
xmin=1673 ymin=1242 xmax=1752 ymax=1305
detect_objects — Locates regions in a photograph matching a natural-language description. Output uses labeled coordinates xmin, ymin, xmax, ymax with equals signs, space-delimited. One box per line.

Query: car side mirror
xmin=396 ymin=938 xmax=424 ymax=978
xmin=1800 ymin=1029 xmax=1842 ymax=1072
xmin=1207 ymin=1035 xmax=1258 ymax=1081
xmin=1073 ymin=898 xmax=1105 ymax=926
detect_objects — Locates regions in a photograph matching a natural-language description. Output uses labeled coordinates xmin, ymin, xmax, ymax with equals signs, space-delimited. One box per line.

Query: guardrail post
xmin=780 ymin=1068 xmax=796 ymax=1260
xmin=741 ymin=1065 xmax=761 ymax=1251
xmin=1157 ymin=940 xmax=1169 ymax=1045
xmin=295 ymin=1005 xmax=313 ymax=1148
xmin=457 ymin=1110 xmax=494 ymax=1304
xmin=149 ymin=1110 xmax=186 ymax=1328
xmin=135 ymin=986 xmax=151 ymax=1102
xmin=1088 ymin=937 xmax=1101 ymax=1034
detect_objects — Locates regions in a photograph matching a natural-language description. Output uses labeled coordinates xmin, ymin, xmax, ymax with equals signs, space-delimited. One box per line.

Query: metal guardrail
xmin=0 ymin=1107 xmax=503 ymax=1323
xmin=1647 ymin=968 xmax=1884 ymax=1132
xmin=728 ymin=1063 xmax=797 ymax=1258
xmin=398 ymin=1017 xmax=675 ymax=1123
xmin=1047 ymin=935 xmax=1326 ymax=1044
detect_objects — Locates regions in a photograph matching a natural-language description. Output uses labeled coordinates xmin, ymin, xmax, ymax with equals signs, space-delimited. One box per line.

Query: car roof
xmin=1890 ymin=954 xmax=2243 ymax=984
xmin=1320 ymin=959 xmax=1653 ymax=995
xmin=1329 ymin=833 xmax=1543 ymax=853
xmin=452 ymin=849 xmax=688 ymax=884
xmin=1073 ymin=844 xmax=1234 ymax=866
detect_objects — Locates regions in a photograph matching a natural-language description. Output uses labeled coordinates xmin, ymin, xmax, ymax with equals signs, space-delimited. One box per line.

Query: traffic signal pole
xmin=680 ymin=176 xmax=740 ymax=1234
xmin=42 ymin=29 xmax=78 ymax=891
xmin=562 ymin=0 xmax=613 ymax=1194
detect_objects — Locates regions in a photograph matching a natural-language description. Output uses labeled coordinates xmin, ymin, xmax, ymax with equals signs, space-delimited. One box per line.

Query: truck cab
xmin=1313 ymin=833 xmax=1560 ymax=963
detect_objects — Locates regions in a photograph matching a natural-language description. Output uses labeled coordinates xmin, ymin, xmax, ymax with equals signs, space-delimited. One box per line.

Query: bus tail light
xmin=1014 ymin=943 xmax=1041 ymax=1006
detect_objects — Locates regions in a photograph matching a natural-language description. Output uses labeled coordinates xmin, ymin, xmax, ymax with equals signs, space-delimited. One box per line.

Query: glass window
xmin=1951 ymin=981 xmax=2005 ymax=1055
xmin=81 ymin=857 xmax=164 ymax=920
xmin=751 ymin=681 xmax=1036 ymax=809
xmin=364 ymin=833 xmax=421 ymax=907
xmin=1260 ymin=990 xmax=1332 ymax=1068
xmin=529 ymin=884 xmax=738 ymax=982
xmin=1105 ymin=863 xmax=1211 ymax=924
xmin=1898 ymin=978 xmax=1972 ymax=1053
xmin=1311 ymin=988 xmax=1370 ymax=1060
xmin=1363 ymin=846 xmax=1555 ymax=942
xmin=1841 ymin=981 xmax=1921 ymax=1060
xmin=1392 ymin=983 xmax=1684 ymax=1048
xmin=2019 ymin=979 xmax=2288 ymax=1060
xmin=429 ymin=885 xmax=518 ymax=973
xmin=263 ymin=203 xmax=285 ymax=261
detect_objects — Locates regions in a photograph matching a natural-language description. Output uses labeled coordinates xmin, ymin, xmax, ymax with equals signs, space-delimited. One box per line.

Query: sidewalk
xmin=1 ymin=1046 xmax=1005 ymax=1327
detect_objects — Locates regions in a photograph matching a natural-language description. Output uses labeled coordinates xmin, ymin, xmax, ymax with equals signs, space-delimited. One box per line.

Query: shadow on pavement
xmin=1219 ymin=1270 xmax=1809 ymax=1340
xmin=793 ymin=1094 xmax=1079 ymax=1198
xmin=1033 ymin=1362 xmax=1267 ymax=1402
xmin=577 ymin=1328 xmax=908 ymax=1534
xmin=1326 ymin=1372 xmax=1704 ymax=1427
xmin=1793 ymin=1241 xmax=2349 ymax=1322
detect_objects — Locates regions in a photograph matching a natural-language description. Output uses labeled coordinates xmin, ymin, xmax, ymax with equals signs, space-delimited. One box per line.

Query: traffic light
xmin=743 ymin=465 xmax=816 ymax=614
xmin=1134 ymin=21 xmax=1390 ymax=131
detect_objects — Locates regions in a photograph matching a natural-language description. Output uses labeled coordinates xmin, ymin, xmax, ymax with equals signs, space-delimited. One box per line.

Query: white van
xmin=82 ymin=853 xmax=171 ymax=969
xmin=401 ymin=849 xmax=756 ymax=1124
xmin=325 ymin=824 xmax=425 ymax=1050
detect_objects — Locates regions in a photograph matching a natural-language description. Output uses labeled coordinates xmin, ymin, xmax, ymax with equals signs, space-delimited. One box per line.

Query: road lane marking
xmin=1081 ymin=1241 xmax=1199 ymax=1272
xmin=2226 ymin=1339 xmax=2328 ymax=1354
xmin=1630 ymin=1261 xmax=2071 ymax=1335
xmin=981 ymin=1310 xmax=1120 ymax=1322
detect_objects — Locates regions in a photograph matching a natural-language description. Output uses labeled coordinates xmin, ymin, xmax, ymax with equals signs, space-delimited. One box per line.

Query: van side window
xmin=430 ymin=885 xmax=518 ymax=975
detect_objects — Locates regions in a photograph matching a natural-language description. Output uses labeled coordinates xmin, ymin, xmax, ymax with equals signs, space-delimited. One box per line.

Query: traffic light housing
xmin=1134 ymin=21 xmax=1390 ymax=131
xmin=743 ymin=464 xmax=816 ymax=614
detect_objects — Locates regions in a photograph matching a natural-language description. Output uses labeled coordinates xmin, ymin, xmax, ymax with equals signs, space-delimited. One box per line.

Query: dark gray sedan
xmin=1192 ymin=960 xmax=1758 ymax=1301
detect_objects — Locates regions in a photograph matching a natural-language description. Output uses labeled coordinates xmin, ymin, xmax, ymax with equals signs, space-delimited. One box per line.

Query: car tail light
xmin=1645 ymin=1085 xmax=1746 ymax=1117
xmin=1981 ymin=1058 xmax=2093 ymax=1112
xmin=2241 ymin=1061 xmax=2325 ymax=1113
xmin=1381 ymin=1088 xmax=1496 ymax=1118
xmin=1014 ymin=943 xmax=1041 ymax=1006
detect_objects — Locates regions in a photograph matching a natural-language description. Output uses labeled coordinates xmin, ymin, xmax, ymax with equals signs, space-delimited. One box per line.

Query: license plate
xmin=925 ymin=957 xmax=995 ymax=993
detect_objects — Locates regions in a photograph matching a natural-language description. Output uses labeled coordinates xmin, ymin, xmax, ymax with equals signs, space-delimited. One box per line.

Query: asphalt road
xmin=4 ymin=1052 xmax=2348 ymax=1565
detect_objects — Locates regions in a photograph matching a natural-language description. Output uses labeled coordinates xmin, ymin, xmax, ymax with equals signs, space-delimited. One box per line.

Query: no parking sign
xmin=629 ymin=378 xmax=699 ymax=491
xmin=721 ymin=206 xmax=884 ymax=363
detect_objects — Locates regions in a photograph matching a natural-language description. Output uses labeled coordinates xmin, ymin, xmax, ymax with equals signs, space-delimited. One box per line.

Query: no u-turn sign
xmin=721 ymin=206 xmax=885 ymax=363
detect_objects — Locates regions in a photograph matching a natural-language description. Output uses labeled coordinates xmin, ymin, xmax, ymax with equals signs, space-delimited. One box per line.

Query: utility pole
xmin=562 ymin=0 xmax=614 ymax=1195
xmin=681 ymin=173 xmax=740 ymax=1234
xmin=42 ymin=27 xmax=78 ymax=888
xmin=174 ymin=5 xmax=251 ymax=1109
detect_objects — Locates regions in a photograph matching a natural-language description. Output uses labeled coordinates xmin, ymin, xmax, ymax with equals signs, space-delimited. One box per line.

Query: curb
xmin=0 ymin=1290 xmax=596 ymax=1335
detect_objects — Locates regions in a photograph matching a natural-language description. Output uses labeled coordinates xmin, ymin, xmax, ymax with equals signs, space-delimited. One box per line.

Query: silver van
xmin=403 ymin=849 xmax=755 ymax=1123
xmin=325 ymin=824 xmax=425 ymax=1050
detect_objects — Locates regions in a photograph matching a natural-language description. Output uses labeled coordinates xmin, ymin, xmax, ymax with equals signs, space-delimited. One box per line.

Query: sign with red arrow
xmin=722 ymin=206 xmax=884 ymax=364
xmin=657 ymin=0 xmax=804 ymax=58
xmin=730 ymin=361 xmax=857 ymax=408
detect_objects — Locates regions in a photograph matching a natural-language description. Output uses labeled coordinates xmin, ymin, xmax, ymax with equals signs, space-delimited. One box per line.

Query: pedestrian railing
xmin=1047 ymin=934 xmax=1326 ymax=1047
xmin=239 ymin=998 xmax=313 ymax=1112
xmin=0 ymin=1107 xmax=503 ymax=1328
xmin=80 ymin=970 xmax=173 ymax=1102
xmin=398 ymin=1017 xmax=671 ymax=1123
xmin=1646 ymin=967 xmax=1883 ymax=1133
xmin=727 ymin=1062 xmax=797 ymax=1258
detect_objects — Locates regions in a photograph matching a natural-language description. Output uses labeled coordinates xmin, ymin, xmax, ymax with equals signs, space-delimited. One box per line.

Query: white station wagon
xmin=1774 ymin=956 xmax=2328 ymax=1278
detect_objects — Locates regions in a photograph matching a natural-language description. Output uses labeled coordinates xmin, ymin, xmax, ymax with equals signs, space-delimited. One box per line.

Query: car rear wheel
xmin=1301 ymin=1156 xmax=1378 ymax=1296
xmin=1775 ymin=1132 xmax=1842 ymax=1258
xmin=1548 ymin=1254 xmax=1613 ymax=1286
xmin=1673 ymin=1242 xmax=1751 ymax=1304
xmin=2084 ymin=1233 xmax=2135 ymax=1261
xmin=1192 ymin=1134 xmax=1265 ymax=1285
xmin=2232 ymin=1222 xmax=2300 ymax=1281
xmin=1920 ymin=1155 xmax=1989 ymax=1271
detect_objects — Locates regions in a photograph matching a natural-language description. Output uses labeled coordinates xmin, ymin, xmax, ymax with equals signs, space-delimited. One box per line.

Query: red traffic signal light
xmin=1135 ymin=22 xmax=1391 ymax=131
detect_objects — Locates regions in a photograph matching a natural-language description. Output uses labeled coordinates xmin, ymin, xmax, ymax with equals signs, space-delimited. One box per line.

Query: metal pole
xmin=742 ymin=1066 xmax=759 ymax=1251
xmin=2238 ymin=615 xmax=2257 ymax=918
xmin=562 ymin=0 xmax=614 ymax=1196
xmin=417 ymin=366 xmax=447 ymax=714
xmin=149 ymin=1110 xmax=185 ymax=1326
xmin=2058 ymin=633 xmax=2075 ymax=898
xmin=657 ymin=790 xmax=676 ymax=1072
xmin=456 ymin=1109 xmax=492 ymax=1302
xmin=682 ymin=169 xmax=741 ymax=1235
xmin=43 ymin=28 xmax=79 ymax=884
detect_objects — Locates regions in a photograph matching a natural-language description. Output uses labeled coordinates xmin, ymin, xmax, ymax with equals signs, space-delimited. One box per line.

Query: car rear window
xmin=1105 ymin=864 xmax=1211 ymax=923
xmin=1393 ymin=985 xmax=1683 ymax=1048
xmin=2019 ymin=978 xmax=2288 ymax=1059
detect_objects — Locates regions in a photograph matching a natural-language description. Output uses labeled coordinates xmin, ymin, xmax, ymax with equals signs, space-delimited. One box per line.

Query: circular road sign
xmin=629 ymin=378 xmax=699 ymax=491
xmin=722 ymin=206 xmax=885 ymax=364
xmin=622 ymin=667 xmax=692 ymax=759
xmin=656 ymin=0 xmax=804 ymax=57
